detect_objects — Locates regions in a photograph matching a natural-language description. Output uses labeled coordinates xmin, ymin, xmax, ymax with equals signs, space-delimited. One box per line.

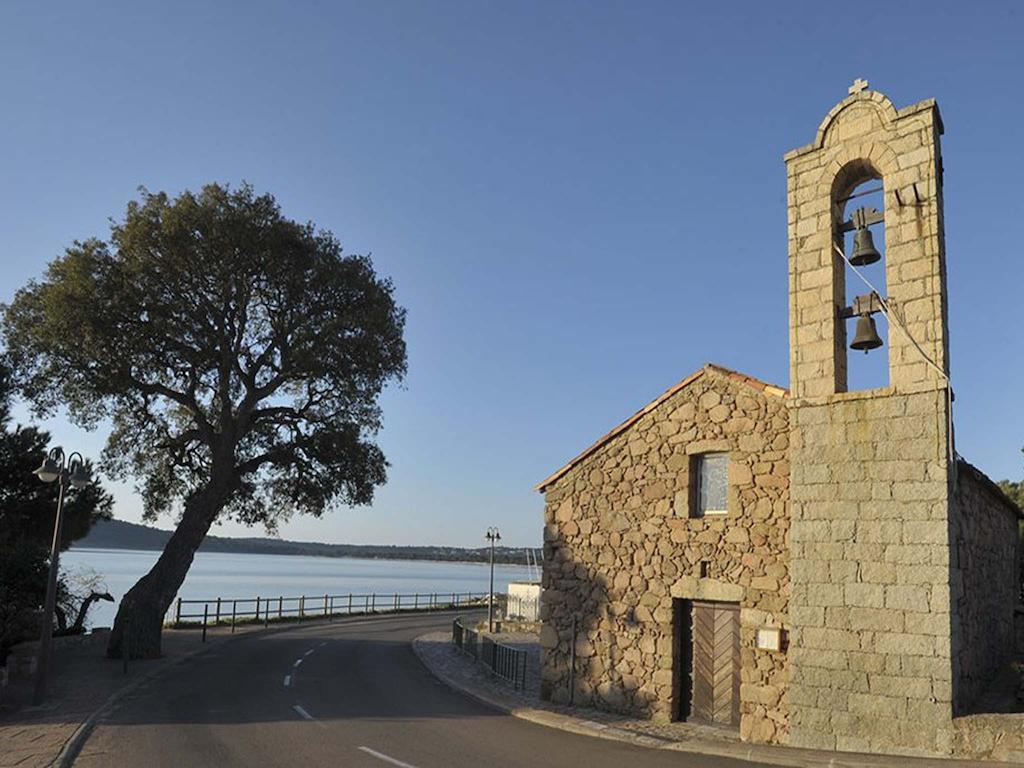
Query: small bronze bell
xmin=850 ymin=225 xmax=881 ymax=266
xmin=850 ymin=314 xmax=883 ymax=353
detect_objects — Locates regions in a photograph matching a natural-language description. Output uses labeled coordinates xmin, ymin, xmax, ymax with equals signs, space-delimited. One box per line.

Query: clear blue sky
xmin=2 ymin=2 xmax=1022 ymax=548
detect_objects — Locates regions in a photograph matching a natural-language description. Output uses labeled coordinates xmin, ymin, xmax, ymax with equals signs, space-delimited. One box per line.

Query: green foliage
xmin=993 ymin=445 xmax=1022 ymax=503
xmin=0 ymin=362 xmax=113 ymax=659
xmin=996 ymin=448 xmax=1024 ymax=600
xmin=3 ymin=183 xmax=407 ymax=530
xmin=0 ymin=362 xmax=113 ymax=551
xmin=996 ymin=447 xmax=1023 ymax=537
xmin=994 ymin=478 xmax=1022 ymax=545
xmin=997 ymin=479 xmax=1024 ymax=511
xmin=0 ymin=543 xmax=47 ymax=661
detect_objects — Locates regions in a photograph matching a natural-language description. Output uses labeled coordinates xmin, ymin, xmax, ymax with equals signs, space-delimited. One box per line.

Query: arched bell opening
xmin=831 ymin=161 xmax=890 ymax=392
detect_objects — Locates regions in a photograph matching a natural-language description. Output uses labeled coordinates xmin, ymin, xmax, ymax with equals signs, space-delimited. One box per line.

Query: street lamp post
xmin=32 ymin=447 xmax=90 ymax=705
xmin=485 ymin=527 xmax=501 ymax=633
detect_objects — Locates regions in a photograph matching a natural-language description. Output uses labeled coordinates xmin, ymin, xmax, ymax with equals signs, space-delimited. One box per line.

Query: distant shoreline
xmin=69 ymin=544 xmax=536 ymax=570
xmin=75 ymin=519 xmax=539 ymax=566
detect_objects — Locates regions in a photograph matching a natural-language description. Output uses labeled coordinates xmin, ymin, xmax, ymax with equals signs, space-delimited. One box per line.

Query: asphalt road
xmin=75 ymin=611 xmax=758 ymax=768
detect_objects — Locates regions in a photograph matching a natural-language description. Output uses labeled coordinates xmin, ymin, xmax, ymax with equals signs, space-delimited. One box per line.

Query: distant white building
xmin=506 ymin=581 xmax=541 ymax=621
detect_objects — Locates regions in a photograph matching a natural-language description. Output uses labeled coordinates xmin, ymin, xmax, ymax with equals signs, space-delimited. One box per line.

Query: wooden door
xmin=690 ymin=601 xmax=740 ymax=727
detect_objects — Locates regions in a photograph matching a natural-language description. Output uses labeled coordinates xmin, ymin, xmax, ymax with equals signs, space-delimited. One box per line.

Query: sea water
xmin=61 ymin=547 xmax=537 ymax=628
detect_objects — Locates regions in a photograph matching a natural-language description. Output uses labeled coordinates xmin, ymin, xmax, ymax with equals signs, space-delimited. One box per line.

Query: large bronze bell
xmin=850 ymin=225 xmax=881 ymax=266
xmin=850 ymin=313 xmax=883 ymax=353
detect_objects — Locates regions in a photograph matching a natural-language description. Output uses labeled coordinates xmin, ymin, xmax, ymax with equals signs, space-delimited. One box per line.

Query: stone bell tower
xmin=785 ymin=81 xmax=959 ymax=756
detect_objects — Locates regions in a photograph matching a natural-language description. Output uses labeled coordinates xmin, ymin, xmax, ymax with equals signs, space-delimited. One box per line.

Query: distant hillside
xmin=75 ymin=518 xmax=537 ymax=565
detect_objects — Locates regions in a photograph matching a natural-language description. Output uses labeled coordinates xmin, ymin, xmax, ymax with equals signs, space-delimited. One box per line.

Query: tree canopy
xmin=3 ymin=183 xmax=407 ymax=657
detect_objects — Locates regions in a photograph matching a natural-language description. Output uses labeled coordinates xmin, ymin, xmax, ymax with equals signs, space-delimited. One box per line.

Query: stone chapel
xmin=536 ymin=83 xmax=1021 ymax=758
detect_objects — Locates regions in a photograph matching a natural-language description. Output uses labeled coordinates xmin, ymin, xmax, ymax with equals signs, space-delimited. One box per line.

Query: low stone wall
xmin=501 ymin=619 xmax=542 ymax=635
xmin=3 ymin=631 xmax=110 ymax=685
xmin=953 ymin=713 xmax=1024 ymax=763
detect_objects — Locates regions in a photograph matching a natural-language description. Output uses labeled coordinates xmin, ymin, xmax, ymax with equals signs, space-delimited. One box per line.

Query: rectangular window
xmin=695 ymin=453 xmax=728 ymax=516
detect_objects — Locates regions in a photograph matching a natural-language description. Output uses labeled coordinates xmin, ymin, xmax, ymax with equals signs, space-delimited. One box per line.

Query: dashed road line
xmin=292 ymin=704 xmax=314 ymax=721
xmin=287 ymin=643 xmax=324 ymax=688
xmin=357 ymin=746 xmax=420 ymax=768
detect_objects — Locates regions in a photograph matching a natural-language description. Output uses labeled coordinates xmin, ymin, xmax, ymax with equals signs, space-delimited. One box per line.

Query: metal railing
xmin=170 ymin=591 xmax=488 ymax=631
xmin=452 ymin=616 xmax=480 ymax=658
xmin=452 ymin=617 xmax=528 ymax=690
xmin=505 ymin=595 xmax=541 ymax=621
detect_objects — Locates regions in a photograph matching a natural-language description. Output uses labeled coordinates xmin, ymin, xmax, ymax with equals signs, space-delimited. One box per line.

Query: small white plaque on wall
xmin=756 ymin=627 xmax=782 ymax=652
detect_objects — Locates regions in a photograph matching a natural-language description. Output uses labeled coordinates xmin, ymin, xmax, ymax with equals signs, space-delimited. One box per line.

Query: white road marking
xmin=287 ymin=646 xmax=319 ymax=687
xmin=357 ymin=746 xmax=420 ymax=768
xmin=292 ymin=704 xmax=314 ymax=720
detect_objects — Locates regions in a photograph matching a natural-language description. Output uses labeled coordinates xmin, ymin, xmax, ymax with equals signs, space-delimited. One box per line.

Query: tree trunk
xmin=68 ymin=592 xmax=113 ymax=635
xmin=106 ymin=477 xmax=236 ymax=659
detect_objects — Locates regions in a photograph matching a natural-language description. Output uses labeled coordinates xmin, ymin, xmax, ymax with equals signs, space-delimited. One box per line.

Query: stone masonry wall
xmin=539 ymin=366 xmax=791 ymax=744
xmin=788 ymin=386 xmax=955 ymax=756
xmin=949 ymin=462 xmax=1021 ymax=713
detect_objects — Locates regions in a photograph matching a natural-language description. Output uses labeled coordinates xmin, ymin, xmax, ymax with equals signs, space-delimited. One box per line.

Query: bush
xmin=0 ymin=543 xmax=47 ymax=664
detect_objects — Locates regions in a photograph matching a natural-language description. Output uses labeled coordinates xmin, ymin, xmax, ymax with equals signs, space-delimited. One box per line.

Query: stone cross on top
xmin=848 ymin=77 xmax=869 ymax=95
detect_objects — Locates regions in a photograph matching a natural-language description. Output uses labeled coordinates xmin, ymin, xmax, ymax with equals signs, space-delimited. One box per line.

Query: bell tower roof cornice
xmin=784 ymin=85 xmax=943 ymax=162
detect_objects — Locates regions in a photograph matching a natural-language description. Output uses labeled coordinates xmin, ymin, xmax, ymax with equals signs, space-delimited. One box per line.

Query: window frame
xmin=692 ymin=452 xmax=729 ymax=518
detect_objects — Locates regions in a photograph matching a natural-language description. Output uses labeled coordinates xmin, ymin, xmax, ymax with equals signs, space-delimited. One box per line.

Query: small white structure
xmin=506 ymin=581 xmax=542 ymax=621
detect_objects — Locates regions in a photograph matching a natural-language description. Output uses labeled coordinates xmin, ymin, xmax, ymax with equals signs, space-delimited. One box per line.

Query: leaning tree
xmin=3 ymin=184 xmax=407 ymax=658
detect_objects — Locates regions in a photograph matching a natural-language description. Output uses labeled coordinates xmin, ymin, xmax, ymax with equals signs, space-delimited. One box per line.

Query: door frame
xmin=673 ymin=598 xmax=694 ymax=722
xmin=674 ymin=597 xmax=741 ymax=727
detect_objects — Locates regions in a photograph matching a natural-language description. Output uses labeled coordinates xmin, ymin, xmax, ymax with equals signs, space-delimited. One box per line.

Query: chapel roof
xmin=957 ymin=459 xmax=1024 ymax=520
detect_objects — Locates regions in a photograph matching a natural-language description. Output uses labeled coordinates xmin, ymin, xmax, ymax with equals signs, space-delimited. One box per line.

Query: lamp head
xmin=68 ymin=457 xmax=90 ymax=489
xmin=34 ymin=454 xmax=62 ymax=484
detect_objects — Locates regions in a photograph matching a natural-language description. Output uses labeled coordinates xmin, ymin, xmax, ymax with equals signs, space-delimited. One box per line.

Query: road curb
xmin=411 ymin=634 xmax=1002 ymax=768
